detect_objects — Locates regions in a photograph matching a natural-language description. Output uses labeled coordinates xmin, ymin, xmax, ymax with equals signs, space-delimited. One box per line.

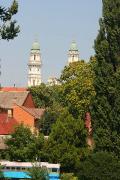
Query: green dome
xmin=31 ymin=41 xmax=40 ymax=50
xmin=70 ymin=41 xmax=78 ymax=51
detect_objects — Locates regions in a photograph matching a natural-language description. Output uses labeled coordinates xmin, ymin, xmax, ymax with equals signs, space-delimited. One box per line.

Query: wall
xmin=13 ymin=105 xmax=35 ymax=129
xmin=23 ymin=93 xmax=35 ymax=108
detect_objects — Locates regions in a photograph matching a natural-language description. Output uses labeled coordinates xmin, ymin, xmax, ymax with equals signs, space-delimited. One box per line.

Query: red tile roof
xmin=21 ymin=106 xmax=45 ymax=119
xmin=0 ymin=113 xmax=18 ymax=135
xmin=0 ymin=87 xmax=27 ymax=92
xmin=0 ymin=91 xmax=29 ymax=109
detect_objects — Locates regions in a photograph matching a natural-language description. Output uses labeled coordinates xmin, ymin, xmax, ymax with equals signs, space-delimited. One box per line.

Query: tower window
xmin=34 ymin=55 xmax=36 ymax=60
xmin=33 ymin=80 xmax=35 ymax=86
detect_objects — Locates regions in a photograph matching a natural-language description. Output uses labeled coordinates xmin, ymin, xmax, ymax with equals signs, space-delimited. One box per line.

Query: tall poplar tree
xmin=91 ymin=0 xmax=120 ymax=155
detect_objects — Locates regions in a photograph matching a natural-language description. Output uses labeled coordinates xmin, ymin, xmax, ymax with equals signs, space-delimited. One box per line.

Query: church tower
xmin=68 ymin=41 xmax=79 ymax=64
xmin=28 ymin=40 xmax=42 ymax=87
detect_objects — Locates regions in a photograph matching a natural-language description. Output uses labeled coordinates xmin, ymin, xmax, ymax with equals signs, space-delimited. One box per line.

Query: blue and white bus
xmin=0 ymin=161 xmax=60 ymax=180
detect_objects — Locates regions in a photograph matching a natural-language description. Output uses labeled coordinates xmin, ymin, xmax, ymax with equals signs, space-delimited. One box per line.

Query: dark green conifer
xmin=91 ymin=0 xmax=120 ymax=155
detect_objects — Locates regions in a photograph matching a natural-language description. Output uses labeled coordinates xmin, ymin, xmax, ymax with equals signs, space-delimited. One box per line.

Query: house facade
xmin=0 ymin=87 xmax=45 ymax=149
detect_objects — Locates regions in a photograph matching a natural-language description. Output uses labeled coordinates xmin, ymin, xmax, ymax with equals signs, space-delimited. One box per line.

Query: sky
xmin=0 ymin=0 xmax=102 ymax=87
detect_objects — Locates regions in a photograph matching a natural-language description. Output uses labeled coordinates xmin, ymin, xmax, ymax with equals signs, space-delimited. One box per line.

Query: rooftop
xmin=0 ymin=87 xmax=27 ymax=92
xmin=0 ymin=113 xmax=18 ymax=135
xmin=21 ymin=106 xmax=45 ymax=119
xmin=0 ymin=91 xmax=29 ymax=109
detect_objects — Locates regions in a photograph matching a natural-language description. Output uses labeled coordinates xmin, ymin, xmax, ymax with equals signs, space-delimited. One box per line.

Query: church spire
xmin=28 ymin=40 xmax=42 ymax=87
xmin=68 ymin=41 xmax=80 ymax=65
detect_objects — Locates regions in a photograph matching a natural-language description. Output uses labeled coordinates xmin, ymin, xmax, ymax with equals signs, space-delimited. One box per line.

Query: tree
xmin=40 ymin=102 xmax=67 ymax=135
xmin=45 ymin=109 xmax=88 ymax=173
xmin=29 ymin=83 xmax=59 ymax=108
xmin=5 ymin=124 xmax=44 ymax=162
xmin=60 ymin=60 xmax=95 ymax=119
xmin=61 ymin=173 xmax=78 ymax=180
xmin=91 ymin=0 xmax=120 ymax=156
xmin=28 ymin=164 xmax=49 ymax=180
xmin=78 ymin=152 xmax=120 ymax=180
xmin=0 ymin=164 xmax=4 ymax=179
xmin=0 ymin=0 xmax=20 ymax=40
xmin=29 ymin=84 xmax=66 ymax=135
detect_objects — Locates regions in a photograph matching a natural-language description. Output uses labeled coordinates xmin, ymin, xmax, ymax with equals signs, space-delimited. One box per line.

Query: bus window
xmin=52 ymin=168 xmax=58 ymax=173
xmin=16 ymin=167 xmax=21 ymax=171
xmin=11 ymin=167 xmax=15 ymax=170
xmin=21 ymin=167 xmax=26 ymax=170
xmin=6 ymin=167 xmax=10 ymax=170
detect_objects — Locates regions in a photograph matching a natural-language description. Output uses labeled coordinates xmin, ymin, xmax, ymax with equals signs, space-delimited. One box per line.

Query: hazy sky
xmin=0 ymin=0 xmax=102 ymax=87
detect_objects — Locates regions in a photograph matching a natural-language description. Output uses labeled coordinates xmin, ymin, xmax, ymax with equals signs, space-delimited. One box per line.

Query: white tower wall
xmin=68 ymin=41 xmax=80 ymax=65
xmin=28 ymin=41 xmax=42 ymax=87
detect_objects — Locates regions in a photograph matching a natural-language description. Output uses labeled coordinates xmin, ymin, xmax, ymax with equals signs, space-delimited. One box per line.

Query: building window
xmin=8 ymin=109 xmax=13 ymax=118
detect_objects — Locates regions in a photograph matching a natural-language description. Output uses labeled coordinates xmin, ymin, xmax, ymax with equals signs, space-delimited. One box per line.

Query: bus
xmin=0 ymin=161 xmax=60 ymax=180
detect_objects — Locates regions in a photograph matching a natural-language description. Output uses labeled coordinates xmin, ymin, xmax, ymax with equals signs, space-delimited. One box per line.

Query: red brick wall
xmin=23 ymin=93 xmax=35 ymax=108
xmin=13 ymin=105 xmax=35 ymax=129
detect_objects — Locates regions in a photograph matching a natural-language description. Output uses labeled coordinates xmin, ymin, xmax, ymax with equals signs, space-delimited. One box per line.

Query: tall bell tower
xmin=68 ymin=41 xmax=79 ymax=65
xmin=28 ymin=40 xmax=42 ymax=87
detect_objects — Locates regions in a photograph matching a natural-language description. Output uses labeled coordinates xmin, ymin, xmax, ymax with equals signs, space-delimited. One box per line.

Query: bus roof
xmin=0 ymin=161 xmax=60 ymax=169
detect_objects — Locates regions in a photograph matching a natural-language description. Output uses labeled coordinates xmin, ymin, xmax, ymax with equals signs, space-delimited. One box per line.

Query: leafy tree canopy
xmin=60 ymin=60 xmax=95 ymax=118
xmin=5 ymin=124 xmax=44 ymax=162
xmin=28 ymin=164 xmax=49 ymax=180
xmin=29 ymin=83 xmax=61 ymax=108
xmin=45 ymin=109 xmax=88 ymax=173
xmin=61 ymin=173 xmax=78 ymax=180
xmin=29 ymin=83 xmax=66 ymax=136
xmin=0 ymin=0 xmax=20 ymax=40
xmin=0 ymin=164 xmax=4 ymax=179
xmin=78 ymin=151 xmax=120 ymax=180
xmin=40 ymin=102 xmax=67 ymax=135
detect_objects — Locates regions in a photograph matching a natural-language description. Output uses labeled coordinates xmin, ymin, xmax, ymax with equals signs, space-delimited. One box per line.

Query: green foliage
xmin=91 ymin=0 xmax=120 ymax=156
xmin=28 ymin=164 xmax=49 ymax=180
xmin=60 ymin=61 xmax=95 ymax=118
xmin=29 ymin=83 xmax=60 ymax=108
xmin=50 ymin=110 xmax=87 ymax=148
xmin=0 ymin=0 xmax=20 ymax=40
xmin=40 ymin=102 xmax=67 ymax=135
xmin=29 ymin=62 xmax=94 ymax=137
xmin=0 ymin=164 xmax=4 ymax=179
xmin=29 ymin=62 xmax=93 ymax=173
xmin=61 ymin=173 xmax=78 ymax=180
xmin=29 ymin=83 xmax=65 ymax=135
xmin=45 ymin=109 xmax=88 ymax=173
xmin=78 ymin=152 xmax=120 ymax=180
xmin=5 ymin=124 xmax=44 ymax=162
